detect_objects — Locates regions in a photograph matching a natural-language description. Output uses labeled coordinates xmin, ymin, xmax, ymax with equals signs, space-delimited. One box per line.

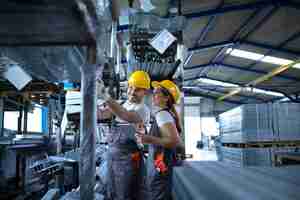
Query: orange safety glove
xmin=154 ymin=153 xmax=168 ymax=174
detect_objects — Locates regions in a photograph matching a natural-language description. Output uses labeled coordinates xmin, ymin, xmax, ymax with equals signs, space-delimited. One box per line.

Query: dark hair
xmin=155 ymin=86 xmax=182 ymax=134
xmin=166 ymin=94 xmax=182 ymax=134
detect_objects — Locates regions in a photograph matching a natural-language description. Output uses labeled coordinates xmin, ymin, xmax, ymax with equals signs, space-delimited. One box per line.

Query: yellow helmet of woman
xmin=152 ymin=80 xmax=180 ymax=104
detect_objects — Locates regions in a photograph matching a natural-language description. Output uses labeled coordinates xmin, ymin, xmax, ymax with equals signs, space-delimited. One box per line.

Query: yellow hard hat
xmin=152 ymin=80 xmax=180 ymax=104
xmin=128 ymin=70 xmax=151 ymax=89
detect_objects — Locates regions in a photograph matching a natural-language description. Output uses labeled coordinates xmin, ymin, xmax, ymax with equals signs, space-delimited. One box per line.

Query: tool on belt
xmin=154 ymin=152 xmax=168 ymax=174
xmin=131 ymin=151 xmax=141 ymax=169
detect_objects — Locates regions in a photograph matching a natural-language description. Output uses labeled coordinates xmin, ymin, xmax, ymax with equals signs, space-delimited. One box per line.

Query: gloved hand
xmin=96 ymin=80 xmax=111 ymax=101
xmin=154 ymin=154 xmax=168 ymax=174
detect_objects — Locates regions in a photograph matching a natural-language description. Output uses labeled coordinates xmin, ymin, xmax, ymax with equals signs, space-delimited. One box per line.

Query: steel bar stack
xmin=218 ymin=103 xmax=300 ymax=166
xmin=173 ymin=161 xmax=300 ymax=200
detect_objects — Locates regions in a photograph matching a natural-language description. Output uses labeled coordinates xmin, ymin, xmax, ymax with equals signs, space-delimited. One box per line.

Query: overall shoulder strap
xmin=155 ymin=108 xmax=176 ymax=120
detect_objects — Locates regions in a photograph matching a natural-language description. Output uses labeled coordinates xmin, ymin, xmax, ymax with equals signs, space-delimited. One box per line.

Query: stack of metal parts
xmin=219 ymin=104 xmax=274 ymax=143
xmin=219 ymin=103 xmax=300 ymax=143
xmin=173 ymin=161 xmax=300 ymax=200
xmin=218 ymin=103 xmax=300 ymax=166
xmin=219 ymin=147 xmax=272 ymax=166
xmin=30 ymin=158 xmax=63 ymax=177
xmin=127 ymin=13 xmax=185 ymax=77
xmin=273 ymin=103 xmax=300 ymax=140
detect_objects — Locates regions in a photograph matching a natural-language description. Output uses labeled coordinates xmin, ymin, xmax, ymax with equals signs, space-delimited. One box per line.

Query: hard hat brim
xmin=151 ymin=81 xmax=161 ymax=88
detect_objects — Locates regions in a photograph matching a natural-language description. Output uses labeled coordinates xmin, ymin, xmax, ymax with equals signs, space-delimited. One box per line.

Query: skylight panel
xmin=226 ymin=48 xmax=263 ymax=60
xmin=226 ymin=48 xmax=299 ymax=69
xmin=248 ymin=88 xmax=284 ymax=97
xmin=197 ymin=78 xmax=284 ymax=97
xmin=262 ymin=56 xmax=292 ymax=65
xmin=198 ymin=78 xmax=238 ymax=87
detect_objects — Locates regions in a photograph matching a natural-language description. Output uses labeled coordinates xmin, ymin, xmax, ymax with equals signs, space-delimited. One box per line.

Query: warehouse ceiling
xmin=0 ymin=0 xmax=300 ymax=107
xmin=180 ymin=0 xmax=300 ymax=104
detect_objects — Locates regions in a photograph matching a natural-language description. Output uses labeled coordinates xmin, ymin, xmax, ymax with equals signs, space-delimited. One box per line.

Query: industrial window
xmin=4 ymin=105 xmax=42 ymax=133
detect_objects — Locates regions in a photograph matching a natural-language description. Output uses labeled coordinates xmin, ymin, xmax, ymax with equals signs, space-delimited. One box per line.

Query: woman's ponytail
xmin=167 ymin=100 xmax=182 ymax=134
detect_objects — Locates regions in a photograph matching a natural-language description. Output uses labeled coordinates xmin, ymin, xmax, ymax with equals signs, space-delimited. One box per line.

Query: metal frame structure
xmin=0 ymin=97 xmax=4 ymax=137
xmin=189 ymin=40 xmax=300 ymax=57
xmin=194 ymin=86 xmax=271 ymax=102
xmin=0 ymin=1 xmax=101 ymax=199
xmin=182 ymin=0 xmax=300 ymax=102
xmin=184 ymin=88 xmax=243 ymax=105
xmin=184 ymin=76 xmax=286 ymax=102
xmin=184 ymin=63 xmax=300 ymax=82
xmin=183 ymin=0 xmax=300 ymax=19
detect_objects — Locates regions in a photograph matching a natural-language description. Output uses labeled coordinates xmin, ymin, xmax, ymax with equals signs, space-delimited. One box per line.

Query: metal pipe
xmin=48 ymin=99 xmax=54 ymax=137
xmin=23 ymin=103 xmax=28 ymax=134
xmin=0 ymin=97 xmax=4 ymax=137
xmin=110 ymin=21 xmax=117 ymax=58
xmin=79 ymin=45 xmax=97 ymax=200
xmin=18 ymin=108 xmax=23 ymax=134
xmin=116 ymin=34 xmax=121 ymax=75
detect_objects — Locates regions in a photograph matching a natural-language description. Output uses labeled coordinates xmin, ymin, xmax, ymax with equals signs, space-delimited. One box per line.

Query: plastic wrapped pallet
xmin=219 ymin=104 xmax=275 ymax=143
xmin=273 ymin=103 xmax=300 ymax=141
xmin=220 ymin=147 xmax=272 ymax=166
xmin=219 ymin=103 xmax=300 ymax=143
xmin=220 ymin=146 xmax=299 ymax=166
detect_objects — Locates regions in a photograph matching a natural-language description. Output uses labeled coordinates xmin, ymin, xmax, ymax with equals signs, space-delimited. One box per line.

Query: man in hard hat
xmin=96 ymin=70 xmax=151 ymax=200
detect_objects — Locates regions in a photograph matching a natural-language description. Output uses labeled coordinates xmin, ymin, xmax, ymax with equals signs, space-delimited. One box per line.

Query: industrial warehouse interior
xmin=1 ymin=0 xmax=300 ymax=199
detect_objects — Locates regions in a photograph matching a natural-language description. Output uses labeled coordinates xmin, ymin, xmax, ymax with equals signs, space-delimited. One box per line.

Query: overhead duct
xmin=127 ymin=12 xmax=186 ymax=80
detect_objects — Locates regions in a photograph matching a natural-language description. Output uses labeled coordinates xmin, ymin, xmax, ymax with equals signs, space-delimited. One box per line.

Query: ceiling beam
xmin=117 ymin=0 xmax=300 ymax=31
xmin=183 ymin=0 xmax=299 ymax=19
xmin=184 ymin=63 xmax=211 ymax=71
xmin=242 ymin=41 xmax=300 ymax=57
xmin=188 ymin=41 xmax=235 ymax=52
xmin=184 ymin=76 xmax=286 ymax=96
xmin=213 ymin=6 xmax=278 ymax=64
xmin=218 ymin=60 xmax=300 ymax=101
xmin=187 ymin=85 xmax=269 ymax=102
xmin=183 ymin=88 xmax=243 ymax=105
xmin=189 ymin=40 xmax=300 ymax=57
xmin=243 ymin=30 xmax=300 ymax=71
xmin=216 ymin=63 xmax=300 ymax=82
xmin=184 ymin=62 xmax=300 ymax=82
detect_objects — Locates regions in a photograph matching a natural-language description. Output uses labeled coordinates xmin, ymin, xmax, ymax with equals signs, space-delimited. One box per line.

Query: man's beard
xmin=129 ymin=95 xmax=137 ymax=102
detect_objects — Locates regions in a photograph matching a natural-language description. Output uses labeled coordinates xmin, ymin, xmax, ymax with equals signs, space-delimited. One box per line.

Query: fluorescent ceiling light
xmin=279 ymin=97 xmax=289 ymax=102
xmin=197 ymin=78 xmax=283 ymax=97
xmin=198 ymin=78 xmax=238 ymax=87
xmin=245 ymin=87 xmax=284 ymax=97
xmin=226 ymin=48 xmax=263 ymax=60
xmin=262 ymin=56 xmax=292 ymax=65
xmin=293 ymin=63 xmax=300 ymax=69
xmin=226 ymin=48 xmax=298 ymax=68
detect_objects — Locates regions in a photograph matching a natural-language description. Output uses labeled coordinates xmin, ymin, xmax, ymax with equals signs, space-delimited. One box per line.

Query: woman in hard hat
xmin=136 ymin=80 xmax=182 ymax=200
xmin=97 ymin=70 xmax=151 ymax=200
